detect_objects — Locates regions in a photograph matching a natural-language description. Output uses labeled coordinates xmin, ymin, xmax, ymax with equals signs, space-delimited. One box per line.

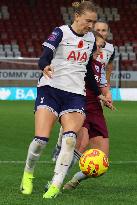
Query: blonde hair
xmin=72 ymin=1 xmax=97 ymax=15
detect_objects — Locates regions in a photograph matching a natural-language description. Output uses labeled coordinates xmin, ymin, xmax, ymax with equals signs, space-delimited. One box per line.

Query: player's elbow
xmin=38 ymin=47 xmax=53 ymax=70
xmin=38 ymin=57 xmax=48 ymax=71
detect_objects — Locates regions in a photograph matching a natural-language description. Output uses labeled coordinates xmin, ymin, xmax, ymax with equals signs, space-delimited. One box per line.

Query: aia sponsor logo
xmin=67 ymin=51 xmax=87 ymax=62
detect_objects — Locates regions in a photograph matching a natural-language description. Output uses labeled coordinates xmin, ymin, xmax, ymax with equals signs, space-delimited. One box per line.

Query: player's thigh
xmin=89 ymin=137 xmax=109 ymax=157
xmin=60 ymin=112 xmax=85 ymax=133
xmin=34 ymin=85 xmax=61 ymax=137
xmin=76 ymin=127 xmax=90 ymax=153
xmin=35 ymin=108 xmax=57 ymax=137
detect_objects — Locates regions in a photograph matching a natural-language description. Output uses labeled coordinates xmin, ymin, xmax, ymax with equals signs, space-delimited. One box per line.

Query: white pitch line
xmin=111 ymin=161 xmax=137 ymax=164
xmin=0 ymin=160 xmax=53 ymax=164
xmin=1 ymin=160 xmax=137 ymax=164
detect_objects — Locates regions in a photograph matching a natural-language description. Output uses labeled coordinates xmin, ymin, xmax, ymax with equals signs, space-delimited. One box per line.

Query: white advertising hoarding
xmin=0 ymin=70 xmax=137 ymax=81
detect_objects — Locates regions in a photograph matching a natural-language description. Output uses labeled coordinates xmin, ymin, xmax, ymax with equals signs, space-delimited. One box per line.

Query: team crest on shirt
xmin=40 ymin=97 xmax=44 ymax=104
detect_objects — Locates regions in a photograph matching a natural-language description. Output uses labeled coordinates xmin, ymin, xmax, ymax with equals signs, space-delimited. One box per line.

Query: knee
xmin=62 ymin=131 xmax=77 ymax=151
xmin=66 ymin=137 xmax=76 ymax=148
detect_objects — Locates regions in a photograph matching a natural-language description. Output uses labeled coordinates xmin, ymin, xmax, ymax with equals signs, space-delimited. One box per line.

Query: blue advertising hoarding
xmin=0 ymin=87 xmax=137 ymax=101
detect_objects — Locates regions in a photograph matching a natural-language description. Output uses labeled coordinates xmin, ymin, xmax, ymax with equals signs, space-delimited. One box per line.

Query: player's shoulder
xmin=58 ymin=25 xmax=69 ymax=32
xmin=50 ymin=25 xmax=69 ymax=36
xmin=105 ymin=42 xmax=115 ymax=53
xmin=84 ymin=32 xmax=95 ymax=42
xmin=57 ymin=25 xmax=73 ymax=38
xmin=46 ymin=26 xmax=63 ymax=43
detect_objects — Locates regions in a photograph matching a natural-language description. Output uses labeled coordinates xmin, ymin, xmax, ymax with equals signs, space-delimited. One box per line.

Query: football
xmin=79 ymin=149 xmax=109 ymax=177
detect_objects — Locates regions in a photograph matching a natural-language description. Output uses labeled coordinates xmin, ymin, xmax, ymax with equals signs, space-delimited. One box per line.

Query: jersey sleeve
xmin=85 ymin=57 xmax=101 ymax=96
xmin=42 ymin=27 xmax=63 ymax=51
xmin=100 ymin=68 xmax=108 ymax=87
xmin=108 ymin=49 xmax=115 ymax=63
xmin=38 ymin=27 xmax=63 ymax=70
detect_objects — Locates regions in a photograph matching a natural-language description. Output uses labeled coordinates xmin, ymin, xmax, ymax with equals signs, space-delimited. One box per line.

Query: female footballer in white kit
xmin=20 ymin=1 xmax=105 ymax=199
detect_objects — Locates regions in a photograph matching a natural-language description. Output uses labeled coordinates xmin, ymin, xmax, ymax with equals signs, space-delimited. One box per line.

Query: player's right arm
xmin=38 ymin=27 xmax=63 ymax=77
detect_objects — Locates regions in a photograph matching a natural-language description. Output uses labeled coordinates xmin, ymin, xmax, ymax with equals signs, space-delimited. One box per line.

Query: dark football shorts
xmin=83 ymin=109 xmax=109 ymax=138
xmin=34 ymin=85 xmax=86 ymax=117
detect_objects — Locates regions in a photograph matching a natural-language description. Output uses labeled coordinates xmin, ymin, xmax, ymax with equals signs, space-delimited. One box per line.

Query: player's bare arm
xmin=106 ymin=62 xmax=113 ymax=88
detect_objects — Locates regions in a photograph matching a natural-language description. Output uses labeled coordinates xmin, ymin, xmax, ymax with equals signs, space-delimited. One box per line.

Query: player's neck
xmin=71 ymin=22 xmax=82 ymax=35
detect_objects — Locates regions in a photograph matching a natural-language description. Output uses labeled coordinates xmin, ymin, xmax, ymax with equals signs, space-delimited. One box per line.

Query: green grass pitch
xmin=0 ymin=101 xmax=137 ymax=205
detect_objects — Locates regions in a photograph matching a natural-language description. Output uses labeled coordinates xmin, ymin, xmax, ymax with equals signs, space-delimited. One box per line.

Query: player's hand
xmin=43 ymin=65 xmax=54 ymax=78
xmin=98 ymin=94 xmax=108 ymax=103
xmin=105 ymin=91 xmax=112 ymax=104
xmin=104 ymin=101 xmax=116 ymax=111
xmin=104 ymin=92 xmax=117 ymax=111
xmin=98 ymin=94 xmax=116 ymax=111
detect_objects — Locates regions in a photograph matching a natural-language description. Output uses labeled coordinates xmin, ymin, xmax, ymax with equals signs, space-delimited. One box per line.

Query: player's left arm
xmin=101 ymin=86 xmax=112 ymax=102
xmin=106 ymin=49 xmax=115 ymax=88
xmin=100 ymin=85 xmax=117 ymax=111
xmin=100 ymin=68 xmax=115 ymax=110
xmin=86 ymin=58 xmax=111 ymax=106
xmin=106 ymin=62 xmax=113 ymax=87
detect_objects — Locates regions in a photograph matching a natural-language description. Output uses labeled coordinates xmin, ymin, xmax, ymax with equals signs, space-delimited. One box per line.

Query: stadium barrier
xmin=0 ymin=87 xmax=137 ymax=101
xmin=0 ymin=57 xmax=137 ymax=101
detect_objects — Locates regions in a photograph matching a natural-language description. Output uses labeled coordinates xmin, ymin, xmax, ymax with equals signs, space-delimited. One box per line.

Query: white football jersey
xmin=38 ymin=25 xmax=96 ymax=95
xmin=96 ymin=42 xmax=115 ymax=86
xmin=96 ymin=42 xmax=115 ymax=67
